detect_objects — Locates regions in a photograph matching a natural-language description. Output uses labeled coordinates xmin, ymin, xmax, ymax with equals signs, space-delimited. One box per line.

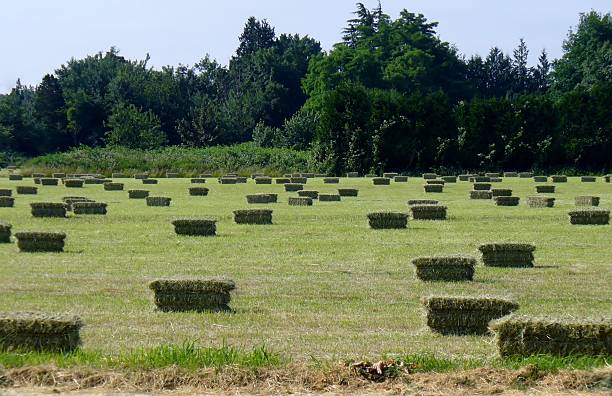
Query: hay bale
xmin=319 ymin=194 xmax=341 ymax=202
xmin=490 ymin=177 xmax=503 ymax=182
xmin=191 ymin=178 xmax=206 ymax=184
xmin=410 ymin=204 xmax=447 ymax=220
xmin=367 ymin=212 xmax=408 ymax=229
xmin=189 ymin=187 xmax=209 ymax=196
xmin=40 ymin=178 xmax=59 ymax=186
xmin=64 ymin=179 xmax=84 ymax=188
xmin=324 ymin=177 xmax=340 ymax=184
xmin=424 ymin=184 xmax=443 ymax=193
xmin=0 ymin=221 xmax=11 ymax=243
xmin=236 ymin=177 xmax=247 ymax=183
xmin=8 ymin=174 xmax=23 ymax=181
xmin=0 ymin=197 xmax=14 ymax=208
xmin=535 ymin=185 xmax=555 ymax=193
xmin=219 ymin=177 xmax=237 ymax=185
xmin=383 ymin=172 xmax=399 ymax=178
xmin=149 ymin=279 xmax=235 ymax=312
xmin=575 ymin=196 xmax=600 ymax=207
xmin=485 ymin=173 xmax=500 ymax=178
xmin=567 ymin=209 xmax=610 ymax=225
xmin=494 ymin=196 xmax=520 ymax=206
xmin=52 ymin=173 xmax=66 ymax=178
xmin=142 ymin=179 xmax=158 ymax=185
xmin=166 ymin=172 xmax=179 ymax=178
xmin=473 ymin=183 xmax=491 ymax=191
xmin=288 ymin=197 xmax=313 ymax=206
xmin=14 ymin=232 xmax=66 ymax=252
xmin=491 ymin=189 xmax=512 ymax=197
xmin=408 ymin=199 xmax=438 ymax=206
xmin=31 ymin=173 xmax=45 ymax=178
xmin=604 ymin=174 xmax=611 ymax=183
xmin=581 ymin=176 xmax=597 ymax=182
xmin=16 ymin=186 xmax=37 ymax=195
xmin=422 ymin=173 xmax=437 ymax=180
xmin=490 ymin=316 xmax=612 ymax=358
xmin=504 ymin=172 xmax=518 ymax=177
xmin=412 ymin=256 xmax=476 ymax=282
xmin=519 ymin=172 xmax=533 ymax=178
xmin=338 ymin=188 xmax=359 ymax=197
xmin=128 ymin=190 xmax=149 ymax=199
xmin=551 ymin=175 xmax=567 ymax=182
xmin=284 ymin=183 xmax=304 ymax=192
xmin=251 ymin=173 xmax=264 ymax=179
xmin=422 ymin=296 xmax=519 ymax=335
xmin=458 ymin=174 xmax=470 ymax=181
xmin=134 ymin=173 xmax=148 ymax=180
xmin=30 ymin=203 xmax=67 ymax=218
xmin=426 ymin=180 xmax=445 ymax=185
xmin=73 ymin=202 xmax=107 ymax=215
xmin=111 ymin=173 xmax=127 ymax=178
xmin=533 ymin=176 xmax=548 ymax=182
xmin=171 ymin=218 xmax=216 ymax=236
xmin=0 ymin=189 xmax=12 ymax=197
xmin=300 ymin=173 xmax=315 ymax=178
xmin=469 ymin=176 xmax=491 ymax=182
xmin=146 ymin=196 xmax=171 ymax=207
xmin=0 ymin=312 xmax=82 ymax=352
xmin=346 ymin=172 xmax=359 ymax=178
xmin=104 ymin=182 xmax=124 ymax=191
xmin=62 ymin=197 xmax=94 ymax=211
xmin=470 ymin=190 xmax=492 ymax=199
xmin=290 ymin=177 xmax=307 ymax=184
xmin=246 ymin=194 xmax=277 ymax=204
xmin=255 ymin=177 xmax=272 ymax=184
xmin=233 ymin=209 xmax=272 ymax=224
xmin=372 ymin=177 xmax=391 ymax=185
xmin=298 ymin=190 xmax=319 ymax=199
xmin=83 ymin=177 xmax=105 ymax=185
xmin=527 ymin=196 xmax=555 ymax=208
xmin=441 ymin=176 xmax=457 ymax=183
xmin=479 ymin=243 xmax=536 ymax=268
xmin=275 ymin=178 xmax=291 ymax=184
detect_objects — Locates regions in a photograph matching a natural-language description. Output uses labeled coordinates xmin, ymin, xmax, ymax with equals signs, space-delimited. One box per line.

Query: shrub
xmin=191 ymin=178 xmax=206 ymax=184
xmin=0 ymin=312 xmax=83 ymax=352
xmin=581 ymin=176 xmax=596 ymax=182
xmin=551 ymin=175 xmax=567 ymax=182
xmin=422 ymin=173 xmax=437 ymax=179
xmin=284 ymin=183 xmax=304 ymax=192
xmin=298 ymin=190 xmax=319 ymax=199
xmin=504 ymin=172 xmax=518 ymax=177
xmin=367 ymin=212 xmax=408 ymax=229
xmin=426 ymin=180 xmax=445 ymax=185
xmin=410 ymin=205 xmax=447 ymax=220
xmin=146 ymin=196 xmax=172 ymax=207
xmin=491 ymin=189 xmax=512 ymax=197
xmin=536 ymin=185 xmax=555 ymax=193
xmin=478 ymin=243 xmax=536 ymax=267
xmin=408 ymin=199 xmax=438 ymax=205
xmin=470 ymin=190 xmax=492 ymax=199
xmin=14 ymin=232 xmax=66 ymax=252
xmin=527 ymin=196 xmax=555 ymax=208
xmin=338 ymin=188 xmax=358 ymax=197
xmin=219 ymin=177 xmax=237 ymax=185
xmin=383 ymin=172 xmax=398 ymax=178
xmin=0 ymin=221 xmax=11 ymax=243
xmin=490 ymin=316 xmax=612 ymax=358
xmin=424 ymin=184 xmax=443 ymax=193
xmin=346 ymin=172 xmax=359 ymax=177
xmin=104 ymin=182 xmax=124 ymax=191
xmin=16 ymin=186 xmax=37 ymax=195
xmin=246 ymin=194 xmax=277 ymax=204
xmin=149 ymin=279 xmax=235 ymax=312
xmin=412 ymin=256 xmax=476 ymax=282
xmin=166 ymin=172 xmax=179 ymax=178
xmin=441 ymin=176 xmax=457 ymax=183
xmin=494 ymin=196 xmax=520 ymax=206
xmin=8 ymin=174 xmax=22 ymax=181
xmin=275 ymin=178 xmax=290 ymax=184
xmin=372 ymin=177 xmax=391 ymax=185
xmin=473 ymin=183 xmax=491 ymax=191
xmin=64 ymin=179 xmax=84 ymax=188
xmin=567 ymin=209 xmax=610 ymax=225
xmin=255 ymin=177 xmax=272 ymax=184
xmin=288 ymin=197 xmax=312 ymax=206
xmin=128 ymin=189 xmax=149 ymax=199
xmin=318 ymin=194 xmax=341 ymax=202
xmin=30 ymin=202 xmax=67 ymax=218
xmin=533 ymin=176 xmax=548 ymax=182
xmin=0 ymin=189 xmax=12 ymax=197
xmin=134 ymin=173 xmax=149 ymax=179
xmin=470 ymin=176 xmax=491 ymax=182
xmin=0 ymin=197 xmax=14 ymax=208
xmin=323 ymin=177 xmax=339 ymax=184
xmin=189 ymin=187 xmax=209 ymax=196
xmin=73 ymin=202 xmax=107 ymax=215
xmin=171 ymin=218 xmax=216 ymax=236
xmin=40 ymin=178 xmax=59 ymax=186
xmin=142 ymin=178 xmax=159 ymax=185
xmin=575 ymin=196 xmax=600 ymax=206
xmin=422 ymin=296 xmax=519 ymax=335
xmin=233 ymin=209 xmax=273 ymax=224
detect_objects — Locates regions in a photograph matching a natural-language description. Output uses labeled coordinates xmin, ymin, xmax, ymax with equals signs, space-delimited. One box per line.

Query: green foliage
xmin=105 ymin=103 xmax=166 ymax=149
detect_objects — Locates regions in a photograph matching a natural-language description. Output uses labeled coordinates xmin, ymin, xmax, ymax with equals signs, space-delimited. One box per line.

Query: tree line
xmin=1 ymin=3 xmax=610 ymax=173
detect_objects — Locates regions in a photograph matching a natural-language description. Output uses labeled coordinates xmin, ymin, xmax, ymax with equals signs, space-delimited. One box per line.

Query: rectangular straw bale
xmin=575 ymin=196 xmax=599 ymax=207
xmin=412 ymin=256 xmax=476 ymax=281
xmin=0 ymin=312 xmax=82 ymax=352
xmin=527 ymin=196 xmax=555 ymax=208
xmin=288 ymin=197 xmax=313 ymax=206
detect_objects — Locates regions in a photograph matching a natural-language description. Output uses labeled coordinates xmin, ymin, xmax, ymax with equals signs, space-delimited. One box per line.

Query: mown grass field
xmin=0 ymin=175 xmax=610 ymax=364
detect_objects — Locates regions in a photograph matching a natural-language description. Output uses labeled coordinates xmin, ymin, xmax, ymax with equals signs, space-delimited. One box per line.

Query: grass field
xmin=0 ymin=175 xmax=610 ymax=365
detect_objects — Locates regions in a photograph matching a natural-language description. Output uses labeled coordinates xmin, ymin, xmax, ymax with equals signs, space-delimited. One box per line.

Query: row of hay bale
xmin=0 ymin=224 xmax=66 ymax=252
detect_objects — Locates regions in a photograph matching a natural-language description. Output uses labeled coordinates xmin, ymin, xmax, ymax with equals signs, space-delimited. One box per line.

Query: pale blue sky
xmin=1 ymin=0 xmax=609 ymax=93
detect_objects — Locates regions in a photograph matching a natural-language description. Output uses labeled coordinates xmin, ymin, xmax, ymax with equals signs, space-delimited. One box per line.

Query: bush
xmin=323 ymin=177 xmax=339 ymax=184
xmin=189 ymin=187 xmax=209 ymax=196
xmin=413 ymin=256 xmax=476 ymax=282
xmin=64 ymin=179 xmax=84 ymax=188
xmin=527 ymin=196 xmax=555 ymax=208
xmin=14 ymin=232 xmax=66 ymax=252
xmin=146 ymin=196 xmax=172 ymax=207
xmin=0 ymin=221 xmax=11 ymax=243
xmin=288 ymin=197 xmax=313 ymax=206
xmin=149 ymin=279 xmax=235 ymax=312
xmin=346 ymin=172 xmax=359 ymax=177
xmin=536 ymin=185 xmax=556 ymax=193
xmin=73 ymin=202 xmax=107 ymax=215
xmin=16 ymin=186 xmax=37 ymax=195
xmin=40 ymin=178 xmax=59 ymax=186
xmin=551 ymin=175 xmax=568 ymax=182
xmin=575 ymin=196 xmax=600 ymax=206
xmin=8 ymin=174 xmax=22 ymax=181
xmin=494 ymin=196 xmax=520 ymax=206
xmin=470 ymin=190 xmax=492 ymax=199
xmin=128 ymin=189 xmax=149 ymax=199
xmin=478 ymin=243 xmax=536 ymax=267
xmin=246 ymin=194 xmax=277 ymax=204
xmin=171 ymin=218 xmax=216 ymax=236
xmin=338 ymin=188 xmax=359 ymax=197
xmin=504 ymin=172 xmax=518 ymax=177
xmin=166 ymin=172 xmax=179 ymax=178
xmin=424 ymin=184 xmax=443 ymax=193
xmin=421 ymin=296 xmax=519 ymax=335
xmin=298 ymin=190 xmax=319 ymax=199
xmin=567 ymin=209 xmax=610 ymax=225
xmin=533 ymin=176 xmax=548 ymax=182
xmin=422 ymin=173 xmax=437 ymax=179
xmin=0 ymin=189 xmax=12 ymax=197
xmin=372 ymin=177 xmax=391 ymax=185
xmin=142 ymin=179 xmax=159 ymax=185
xmin=408 ymin=199 xmax=438 ymax=206
xmin=441 ymin=176 xmax=457 ymax=183
xmin=0 ymin=197 xmax=14 ymax=208
xmin=30 ymin=202 xmax=67 ymax=218
xmin=233 ymin=209 xmax=273 ymax=224
xmin=410 ymin=205 xmax=447 ymax=220
xmin=275 ymin=178 xmax=290 ymax=184
xmin=191 ymin=178 xmax=206 ymax=184
xmin=473 ymin=183 xmax=491 ymax=191
xmin=284 ymin=183 xmax=304 ymax=192
xmin=519 ymin=172 xmax=534 ymax=178
xmin=367 ymin=212 xmax=408 ymax=229
xmin=318 ymin=194 xmax=341 ymax=202
xmin=0 ymin=312 xmax=83 ymax=352
xmin=580 ymin=176 xmax=596 ymax=182
xmin=491 ymin=189 xmax=512 ymax=197
xmin=490 ymin=316 xmax=612 ymax=358
xmin=104 ymin=182 xmax=124 ymax=191
xmin=255 ymin=177 xmax=272 ymax=184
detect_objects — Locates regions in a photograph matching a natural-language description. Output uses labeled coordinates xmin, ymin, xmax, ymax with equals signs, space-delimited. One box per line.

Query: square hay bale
xmin=40 ymin=178 xmax=59 ymax=186
xmin=605 ymin=174 xmax=611 ymax=183
xmin=14 ymin=232 xmax=66 ymax=252
xmin=494 ymin=196 xmax=520 ymax=206
xmin=581 ymin=176 xmax=596 ymax=182
xmin=527 ymin=196 xmax=555 ymax=208
xmin=367 ymin=212 xmax=408 ymax=229
xmin=149 ymin=279 xmax=235 ymax=312
xmin=504 ymin=172 xmax=518 ymax=177
xmin=473 ymin=183 xmax=491 ymax=191
xmin=0 ymin=197 xmax=15 ymax=208
xmin=298 ymin=190 xmax=319 ymax=199
xmin=73 ymin=202 xmax=107 ymax=215
xmin=519 ymin=172 xmax=533 ymax=178
xmin=134 ymin=173 xmax=149 ymax=180
xmin=470 ymin=190 xmax=492 ymax=199
xmin=290 ymin=173 xmax=301 ymax=178
xmin=8 ymin=174 xmax=23 ymax=181
xmin=0 ymin=189 xmax=12 ymax=197
xmin=111 ymin=173 xmax=127 ymax=178
xmin=104 ymin=182 xmax=124 ymax=191
xmin=225 ymin=173 xmax=238 ymax=178
xmin=338 ymin=188 xmax=359 ymax=197
xmin=491 ymin=189 xmax=512 ymax=197
xmin=52 ymin=173 xmax=66 ymax=178
xmin=0 ymin=221 xmax=11 ymax=243
xmin=426 ymin=180 xmax=445 ymax=185
xmin=290 ymin=177 xmax=307 ymax=184
xmin=284 ymin=183 xmax=304 ymax=192
xmin=128 ymin=190 xmax=149 ymax=199
xmin=275 ymin=178 xmax=291 ymax=184
xmin=412 ymin=256 xmax=476 ymax=282
xmin=485 ymin=173 xmax=500 ymax=178
xmin=479 ymin=243 xmax=536 ymax=267
xmin=575 ymin=196 xmax=600 ymax=207
xmin=567 ymin=209 xmax=610 ymax=225
xmin=171 ymin=218 xmax=216 ymax=236
xmin=83 ymin=177 xmax=105 ymax=185
xmin=30 ymin=202 xmax=67 ymax=218
xmin=490 ymin=316 xmax=612 ymax=358
xmin=408 ymin=199 xmax=438 ymax=206
xmin=536 ymin=185 xmax=555 ymax=193
xmin=424 ymin=184 xmax=443 ymax=193
xmin=219 ymin=177 xmax=237 ymax=185
xmin=255 ymin=177 xmax=272 ymax=184
xmin=0 ymin=312 xmax=83 ymax=352
xmin=383 ymin=172 xmax=399 ymax=178
xmin=31 ymin=173 xmax=45 ymax=178
xmin=365 ymin=174 xmax=377 ymax=177
xmin=288 ymin=197 xmax=313 ymax=206
xmin=346 ymin=172 xmax=359 ymax=177
xmin=146 ymin=196 xmax=172 ymax=207
xmin=490 ymin=177 xmax=503 ymax=182
xmin=246 ymin=194 xmax=277 ymax=204
xmin=236 ymin=177 xmax=247 ymax=183
xmin=191 ymin=178 xmax=206 ymax=184
xmin=458 ymin=174 xmax=470 ymax=181
xmin=189 ymin=187 xmax=209 ymax=196
xmin=551 ymin=175 xmax=567 ymax=182
xmin=233 ymin=209 xmax=273 ymax=224
xmin=422 ymin=296 xmax=519 ymax=335
xmin=324 ymin=177 xmax=340 ymax=184
xmin=62 ymin=197 xmax=94 ymax=211
xmin=142 ymin=178 xmax=158 ymax=185
xmin=300 ymin=173 xmax=315 ymax=178
xmin=441 ymin=176 xmax=457 ymax=183
xmin=166 ymin=172 xmax=179 ymax=178
xmin=422 ymin=173 xmax=437 ymax=180
xmin=533 ymin=176 xmax=548 ymax=182
xmin=318 ymin=194 xmax=341 ymax=202
xmin=410 ymin=205 xmax=447 ymax=220
xmin=469 ymin=176 xmax=491 ymax=183
xmin=64 ymin=179 xmax=84 ymax=188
